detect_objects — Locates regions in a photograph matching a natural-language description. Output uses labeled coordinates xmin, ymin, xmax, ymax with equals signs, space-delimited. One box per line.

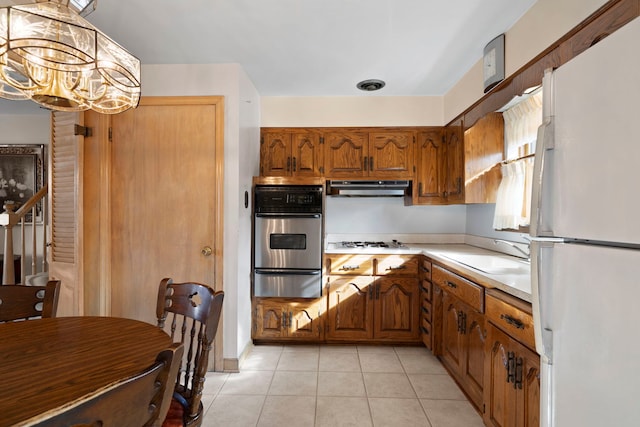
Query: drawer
xmin=420 ymin=258 xmax=432 ymax=280
xmin=375 ymin=255 xmax=419 ymax=276
xmin=486 ymin=291 xmax=535 ymax=350
xmin=420 ymin=279 xmax=432 ymax=301
xmin=328 ymin=255 xmax=373 ymax=276
xmin=421 ymin=318 xmax=432 ymax=350
xmin=433 ymin=265 xmax=484 ymax=312
xmin=421 ymin=299 xmax=432 ymax=322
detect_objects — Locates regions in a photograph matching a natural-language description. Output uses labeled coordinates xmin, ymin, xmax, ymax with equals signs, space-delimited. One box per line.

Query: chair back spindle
xmin=156 ymin=278 xmax=224 ymax=427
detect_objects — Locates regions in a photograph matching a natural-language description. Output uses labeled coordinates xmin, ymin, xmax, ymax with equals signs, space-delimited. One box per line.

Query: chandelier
xmin=0 ymin=0 xmax=140 ymax=114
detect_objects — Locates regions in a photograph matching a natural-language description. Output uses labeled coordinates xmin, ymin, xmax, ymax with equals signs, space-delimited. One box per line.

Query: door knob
xmin=201 ymin=246 xmax=213 ymax=256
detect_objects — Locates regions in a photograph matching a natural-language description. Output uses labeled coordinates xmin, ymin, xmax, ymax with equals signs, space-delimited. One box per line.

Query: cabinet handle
xmin=368 ymin=286 xmax=373 ymax=300
xmin=461 ymin=312 xmax=467 ymax=334
xmin=500 ymin=314 xmax=525 ymax=330
xmin=287 ymin=157 xmax=291 ymax=172
xmin=369 ymin=156 xmax=374 ymax=171
xmin=282 ymin=312 xmax=288 ymax=328
xmin=289 ymin=311 xmax=293 ymax=328
xmin=421 ymin=306 xmax=430 ymax=315
xmin=363 ymin=157 xmax=368 ymax=171
xmin=340 ymin=265 xmax=360 ymax=271
xmin=292 ymin=157 xmax=297 ymax=171
xmin=386 ymin=265 xmax=406 ymax=271
xmin=507 ymin=351 xmax=516 ymax=384
xmin=446 ymin=281 xmax=457 ymax=289
xmin=457 ymin=312 xmax=462 ymax=333
xmin=376 ymin=283 xmax=380 ymax=300
xmin=418 ymin=182 xmax=423 ymax=195
xmin=421 ymin=326 xmax=430 ymax=335
xmin=420 ymin=266 xmax=430 ymax=273
xmin=514 ymin=357 xmax=523 ymax=390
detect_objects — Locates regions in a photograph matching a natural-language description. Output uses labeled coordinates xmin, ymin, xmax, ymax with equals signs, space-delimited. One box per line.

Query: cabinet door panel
xmin=374 ymin=277 xmax=420 ymax=341
xmin=254 ymin=302 xmax=285 ymax=339
xmin=517 ymin=345 xmax=541 ymax=427
xmin=415 ymin=129 xmax=446 ymax=204
xmin=292 ymin=132 xmax=322 ymax=177
xmin=369 ymin=132 xmax=414 ymax=178
xmin=327 ymin=276 xmax=374 ymax=340
xmin=260 ymin=132 xmax=291 ymax=176
xmin=444 ymin=124 xmax=464 ymax=203
xmin=441 ymin=293 xmax=464 ymax=374
xmin=289 ymin=301 xmax=323 ymax=340
xmin=463 ymin=308 xmax=486 ymax=409
xmin=324 ymin=131 xmax=368 ymax=178
xmin=484 ymin=325 xmax=518 ymax=427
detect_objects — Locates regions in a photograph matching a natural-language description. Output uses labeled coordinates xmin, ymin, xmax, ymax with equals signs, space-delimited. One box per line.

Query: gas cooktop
xmin=334 ymin=240 xmax=407 ymax=249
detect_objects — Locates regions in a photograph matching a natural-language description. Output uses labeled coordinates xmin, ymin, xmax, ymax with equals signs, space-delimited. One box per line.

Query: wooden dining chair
xmin=28 ymin=342 xmax=184 ymax=427
xmin=156 ymin=278 xmax=224 ymax=427
xmin=0 ymin=280 xmax=61 ymax=322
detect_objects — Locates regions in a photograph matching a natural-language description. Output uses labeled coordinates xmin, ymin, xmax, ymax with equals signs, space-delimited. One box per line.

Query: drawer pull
xmin=420 ymin=266 xmax=431 ymax=273
xmin=446 ymin=281 xmax=457 ymax=289
xmin=386 ymin=265 xmax=407 ymax=271
xmin=501 ymin=314 xmax=525 ymax=329
xmin=340 ymin=265 xmax=360 ymax=271
xmin=420 ymin=326 xmax=430 ymax=335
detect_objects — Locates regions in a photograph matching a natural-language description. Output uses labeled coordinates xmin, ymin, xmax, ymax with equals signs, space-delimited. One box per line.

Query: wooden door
xmin=484 ymin=324 xmax=518 ymax=427
xmin=260 ymin=131 xmax=291 ymax=176
xmin=323 ymin=131 xmax=368 ymax=178
xmin=288 ymin=300 xmax=323 ymax=340
xmin=444 ymin=123 xmax=464 ymax=203
xmin=414 ymin=129 xmax=446 ymax=205
xmin=373 ymin=277 xmax=420 ymax=341
xmin=291 ymin=132 xmax=322 ymax=177
xmin=463 ymin=307 xmax=486 ymax=409
xmin=517 ymin=343 xmax=540 ymax=427
xmin=327 ymin=276 xmax=374 ymax=340
xmin=368 ymin=131 xmax=414 ymax=178
xmin=109 ymin=97 xmax=223 ymax=325
xmin=441 ymin=292 xmax=464 ymax=374
xmin=254 ymin=300 xmax=286 ymax=339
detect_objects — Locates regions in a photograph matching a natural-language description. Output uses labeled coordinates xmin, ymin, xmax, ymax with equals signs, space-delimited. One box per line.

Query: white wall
xmin=326 ymin=197 xmax=466 ymax=235
xmin=262 ymin=96 xmax=443 ymax=127
xmin=443 ymin=0 xmax=609 ymax=122
xmin=141 ymin=63 xmax=260 ymax=362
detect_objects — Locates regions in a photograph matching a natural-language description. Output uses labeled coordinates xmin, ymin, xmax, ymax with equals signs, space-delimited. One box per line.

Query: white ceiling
xmin=0 ymin=0 xmax=537 ymax=113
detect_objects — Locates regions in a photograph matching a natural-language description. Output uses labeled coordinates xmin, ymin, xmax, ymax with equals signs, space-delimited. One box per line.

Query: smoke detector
xmin=356 ymin=79 xmax=386 ymax=91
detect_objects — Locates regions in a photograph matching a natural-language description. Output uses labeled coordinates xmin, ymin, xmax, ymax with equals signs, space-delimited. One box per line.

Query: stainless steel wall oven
xmin=253 ymin=185 xmax=323 ymax=298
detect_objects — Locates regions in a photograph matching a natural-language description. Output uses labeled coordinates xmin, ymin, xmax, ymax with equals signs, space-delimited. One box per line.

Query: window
xmin=493 ymin=89 xmax=542 ymax=230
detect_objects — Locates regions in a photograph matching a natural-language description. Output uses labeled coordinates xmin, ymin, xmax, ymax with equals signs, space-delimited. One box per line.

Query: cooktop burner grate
xmin=339 ymin=240 xmax=405 ymax=249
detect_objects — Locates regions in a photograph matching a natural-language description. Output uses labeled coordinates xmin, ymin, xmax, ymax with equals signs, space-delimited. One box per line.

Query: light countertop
xmin=325 ymin=242 xmax=532 ymax=303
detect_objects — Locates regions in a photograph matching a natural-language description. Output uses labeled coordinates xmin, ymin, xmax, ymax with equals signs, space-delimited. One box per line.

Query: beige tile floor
xmin=199 ymin=344 xmax=484 ymax=427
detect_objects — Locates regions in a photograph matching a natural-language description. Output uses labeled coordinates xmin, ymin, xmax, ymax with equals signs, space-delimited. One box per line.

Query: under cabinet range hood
xmin=327 ymin=180 xmax=411 ymax=197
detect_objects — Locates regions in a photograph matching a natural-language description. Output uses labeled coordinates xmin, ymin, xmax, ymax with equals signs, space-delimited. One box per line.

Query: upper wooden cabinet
xmin=323 ymin=130 xmax=414 ymax=179
xmin=463 ymin=113 xmax=504 ymax=204
xmin=260 ymin=129 xmax=323 ymax=177
xmin=411 ymin=125 xmax=464 ymax=205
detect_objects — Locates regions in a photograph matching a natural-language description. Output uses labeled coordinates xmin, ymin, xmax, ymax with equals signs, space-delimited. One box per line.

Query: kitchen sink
xmin=440 ymin=254 xmax=530 ymax=275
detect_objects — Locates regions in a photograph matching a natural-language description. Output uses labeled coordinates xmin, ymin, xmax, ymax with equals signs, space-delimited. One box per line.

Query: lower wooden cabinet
xmin=326 ymin=275 xmax=421 ymax=342
xmin=253 ymin=298 xmax=324 ymax=341
xmin=484 ymin=324 xmax=540 ymax=427
xmin=484 ymin=289 xmax=540 ymax=427
xmin=440 ymin=291 xmax=486 ymax=409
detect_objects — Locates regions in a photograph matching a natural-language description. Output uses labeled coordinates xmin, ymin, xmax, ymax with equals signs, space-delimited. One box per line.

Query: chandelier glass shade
xmin=0 ymin=1 xmax=140 ymax=114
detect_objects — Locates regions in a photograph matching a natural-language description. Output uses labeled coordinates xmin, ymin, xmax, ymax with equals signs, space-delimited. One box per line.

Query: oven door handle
xmin=255 ymin=213 xmax=321 ymax=219
xmin=255 ymin=269 xmax=322 ymax=275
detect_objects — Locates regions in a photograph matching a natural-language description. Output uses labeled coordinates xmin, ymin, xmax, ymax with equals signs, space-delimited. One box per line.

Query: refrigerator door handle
xmin=531 ymin=240 xmax=553 ymax=364
xmin=530 ymin=69 xmax=555 ymax=238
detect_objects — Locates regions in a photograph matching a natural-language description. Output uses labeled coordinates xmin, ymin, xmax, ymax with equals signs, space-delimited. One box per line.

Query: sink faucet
xmin=493 ymin=239 xmax=530 ymax=259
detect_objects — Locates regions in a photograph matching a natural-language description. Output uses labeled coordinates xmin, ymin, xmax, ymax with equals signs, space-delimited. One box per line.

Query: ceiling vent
xmin=356 ymin=79 xmax=386 ymax=91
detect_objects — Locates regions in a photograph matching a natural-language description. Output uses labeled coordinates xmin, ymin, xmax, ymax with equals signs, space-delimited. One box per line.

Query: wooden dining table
xmin=0 ymin=316 xmax=173 ymax=427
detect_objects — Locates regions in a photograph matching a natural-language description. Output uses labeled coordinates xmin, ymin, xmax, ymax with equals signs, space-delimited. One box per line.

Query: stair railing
xmin=0 ymin=185 xmax=48 ymax=284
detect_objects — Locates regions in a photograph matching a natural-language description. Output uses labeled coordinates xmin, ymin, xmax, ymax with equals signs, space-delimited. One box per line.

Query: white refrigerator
xmin=530 ymin=16 xmax=640 ymax=427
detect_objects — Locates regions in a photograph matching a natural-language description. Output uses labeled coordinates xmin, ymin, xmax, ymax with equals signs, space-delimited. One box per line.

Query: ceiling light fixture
xmin=356 ymin=79 xmax=385 ymax=92
xmin=0 ymin=0 xmax=140 ymax=114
